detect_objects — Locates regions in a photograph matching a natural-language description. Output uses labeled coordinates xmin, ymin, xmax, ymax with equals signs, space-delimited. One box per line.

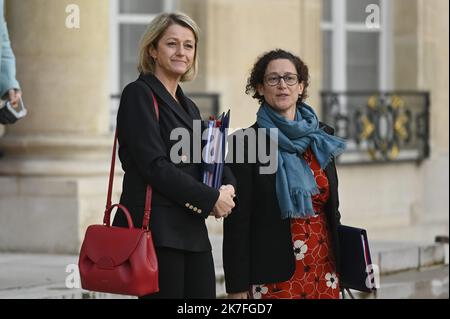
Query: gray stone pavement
xmin=371 ymin=265 xmax=448 ymax=299
xmin=0 ymin=235 xmax=448 ymax=299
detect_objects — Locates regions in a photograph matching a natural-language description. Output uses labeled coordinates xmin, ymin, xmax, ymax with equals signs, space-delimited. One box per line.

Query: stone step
xmin=345 ymin=265 xmax=449 ymax=299
xmin=370 ymin=242 xmax=448 ymax=274
xmin=211 ymin=235 xmax=448 ymax=276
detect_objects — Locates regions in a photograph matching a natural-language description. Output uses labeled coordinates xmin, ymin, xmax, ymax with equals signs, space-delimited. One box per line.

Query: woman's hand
xmin=220 ymin=184 xmax=235 ymax=195
xmin=212 ymin=185 xmax=235 ymax=218
xmin=227 ymin=291 xmax=248 ymax=299
xmin=8 ymin=89 xmax=22 ymax=108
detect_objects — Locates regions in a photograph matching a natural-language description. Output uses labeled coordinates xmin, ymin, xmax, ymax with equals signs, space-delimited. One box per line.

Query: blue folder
xmin=202 ymin=110 xmax=230 ymax=189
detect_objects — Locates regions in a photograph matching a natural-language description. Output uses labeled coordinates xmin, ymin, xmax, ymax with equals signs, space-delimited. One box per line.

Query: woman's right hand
xmin=228 ymin=291 xmax=249 ymax=299
xmin=212 ymin=187 xmax=235 ymax=218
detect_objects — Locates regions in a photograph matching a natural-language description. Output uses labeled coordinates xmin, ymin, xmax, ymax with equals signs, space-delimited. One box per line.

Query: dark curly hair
xmin=245 ymin=49 xmax=310 ymax=104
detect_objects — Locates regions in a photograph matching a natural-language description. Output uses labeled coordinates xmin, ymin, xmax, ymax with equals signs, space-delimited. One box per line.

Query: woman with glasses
xmin=223 ymin=49 xmax=346 ymax=299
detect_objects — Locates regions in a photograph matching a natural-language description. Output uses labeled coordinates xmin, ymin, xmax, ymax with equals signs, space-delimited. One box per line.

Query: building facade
xmin=0 ymin=0 xmax=448 ymax=253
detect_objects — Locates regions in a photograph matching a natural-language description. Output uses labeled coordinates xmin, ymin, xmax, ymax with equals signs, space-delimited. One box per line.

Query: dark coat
xmin=113 ymin=73 xmax=236 ymax=252
xmin=223 ymin=122 xmax=342 ymax=293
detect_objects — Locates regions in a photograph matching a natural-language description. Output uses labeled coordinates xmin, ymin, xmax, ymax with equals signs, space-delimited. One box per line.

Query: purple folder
xmin=202 ymin=110 xmax=230 ymax=189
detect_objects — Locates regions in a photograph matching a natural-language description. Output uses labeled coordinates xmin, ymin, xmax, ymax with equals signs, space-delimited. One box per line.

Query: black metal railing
xmin=321 ymin=91 xmax=430 ymax=164
xmin=110 ymin=92 xmax=220 ymax=132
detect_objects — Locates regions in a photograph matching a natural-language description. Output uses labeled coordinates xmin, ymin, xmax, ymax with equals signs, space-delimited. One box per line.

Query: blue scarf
xmin=257 ymin=102 xmax=346 ymax=219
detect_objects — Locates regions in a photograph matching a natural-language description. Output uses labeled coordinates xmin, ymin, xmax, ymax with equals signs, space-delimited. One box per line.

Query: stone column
xmin=393 ymin=0 xmax=420 ymax=90
xmin=415 ymin=0 xmax=449 ymax=230
xmin=0 ymin=0 xmax=119 ymax=253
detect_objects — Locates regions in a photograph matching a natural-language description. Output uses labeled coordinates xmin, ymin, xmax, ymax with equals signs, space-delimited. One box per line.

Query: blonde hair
xmin=137 ymin=12 xmax=200 ymax=82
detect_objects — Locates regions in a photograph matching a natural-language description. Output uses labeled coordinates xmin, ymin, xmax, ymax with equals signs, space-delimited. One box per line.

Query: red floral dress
xmin=250 ymin=148 xmax=340 ymax=299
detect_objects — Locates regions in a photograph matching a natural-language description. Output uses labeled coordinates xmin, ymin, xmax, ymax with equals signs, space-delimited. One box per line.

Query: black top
xmin=223 ymin=122 xmax=342 ymax=293
xmin=113 ymin=73 xmax=236 ymax=252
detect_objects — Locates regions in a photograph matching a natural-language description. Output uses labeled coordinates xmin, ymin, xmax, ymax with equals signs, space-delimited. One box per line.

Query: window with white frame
xmin=321 ymin=0 xmax=392 ymax=92
xmin=109 ymin=0 xmax=177 ymax=130
xmin=110 ymin=0 xmax=177 ymax=96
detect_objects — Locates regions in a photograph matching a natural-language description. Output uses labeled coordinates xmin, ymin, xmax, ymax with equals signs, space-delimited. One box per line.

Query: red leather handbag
xmin=78 ymin=94 xmax=160 ymax=297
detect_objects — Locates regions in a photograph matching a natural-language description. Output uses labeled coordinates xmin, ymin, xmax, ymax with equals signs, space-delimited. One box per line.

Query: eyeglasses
xmin=264 ymin=73 xmax=299 ymax=86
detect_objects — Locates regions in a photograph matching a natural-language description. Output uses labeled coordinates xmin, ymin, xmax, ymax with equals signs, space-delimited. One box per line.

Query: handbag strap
xmin=104 ymin=92 xmax=160 ymax=230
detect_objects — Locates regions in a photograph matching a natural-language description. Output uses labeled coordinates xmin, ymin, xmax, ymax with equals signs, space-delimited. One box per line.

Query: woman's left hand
xmin=220 ymin=184 xmax=235 ymax=197
xmin=213 ymin=185 xmax=236 ymax=219
xmin=8 ymin=89 xmax=22 ymax=108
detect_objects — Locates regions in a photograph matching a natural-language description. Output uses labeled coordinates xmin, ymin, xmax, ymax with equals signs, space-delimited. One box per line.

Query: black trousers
xmin=140 ymin=246 xmax=216 ymax=299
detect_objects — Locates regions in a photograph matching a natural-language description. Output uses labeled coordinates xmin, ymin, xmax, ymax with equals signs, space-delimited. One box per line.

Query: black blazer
xmin=223 ymin=122 xmax=342 ymax=293
xmin=113 ymin=73 xmax=236 ymax=252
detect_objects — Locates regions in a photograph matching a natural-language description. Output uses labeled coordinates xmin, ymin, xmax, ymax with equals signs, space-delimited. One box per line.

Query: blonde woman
xmin=113 ymin=12 xmax=236 ymax=299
